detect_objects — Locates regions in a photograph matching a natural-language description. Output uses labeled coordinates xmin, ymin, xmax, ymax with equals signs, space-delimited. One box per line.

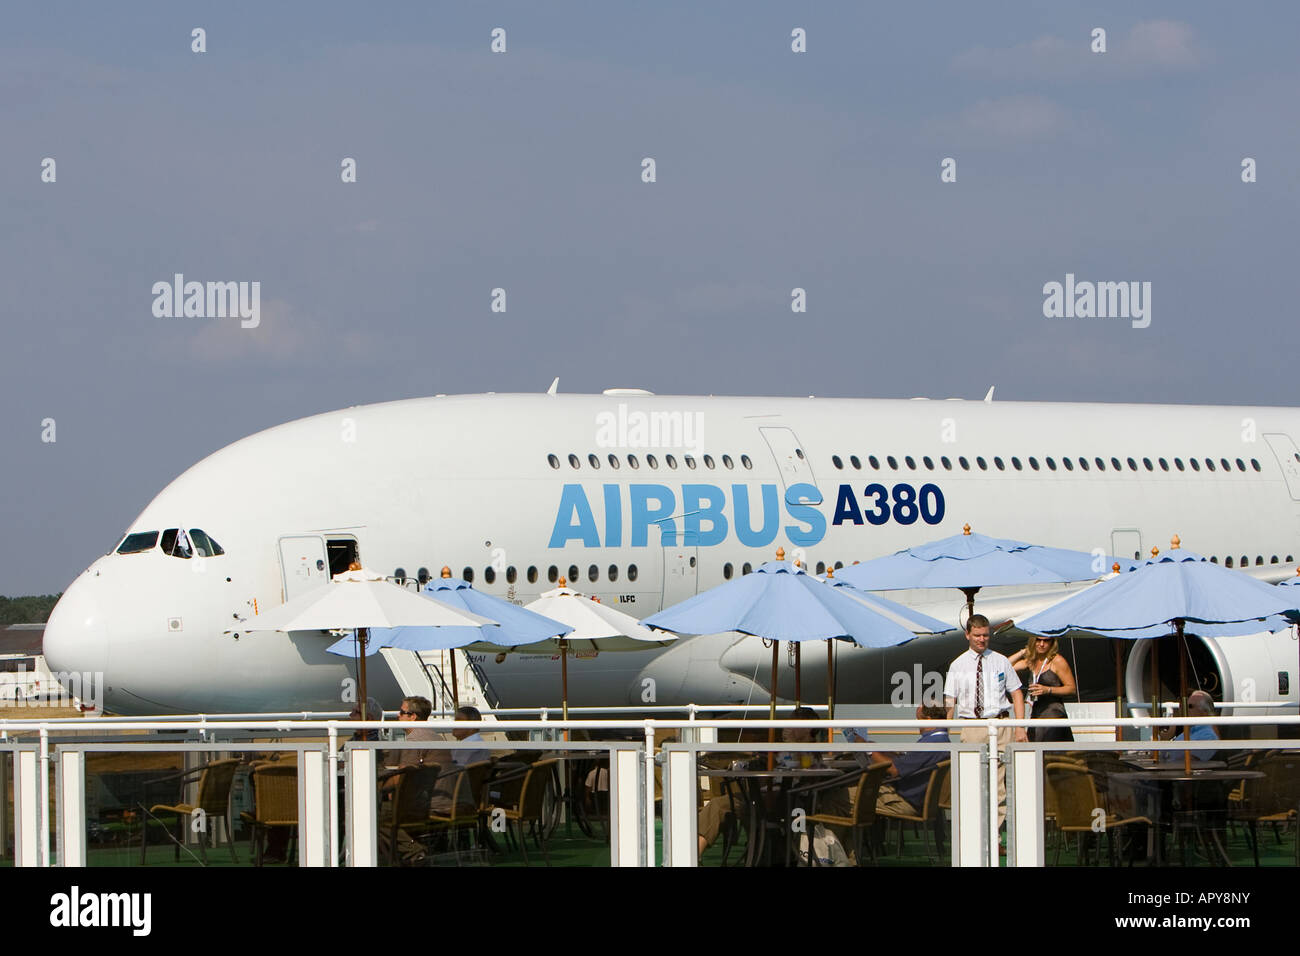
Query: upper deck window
xmin=116 ymin=531 xmax=159 ymax=554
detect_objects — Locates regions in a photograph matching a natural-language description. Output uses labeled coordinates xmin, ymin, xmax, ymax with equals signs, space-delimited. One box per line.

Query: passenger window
xmin=722 ymin=455 xmax=734 ymax=469
xmin=684 ymin=455 xmax=696 ymax=469
xmin=976 ymin=457 xmax=987 ymax=470
xmin=666 ymin=454 xmax=677 ymax=469
xmin=463 ymin=567 xmax=475 ymax=583
xmin=646 ymin=454 xmax=658 ymax=469
xmin=628 ymin=564 xmax=639 ymax=582
xmin=905 ymin=456 xmax=916 ymax=469
xmin=548 ymin=454 xmax=560 ymax=469
xmin=628 ymin=455 xmax=639 ymax=469
xmin=506 ymin=566 xmax=517 ymax=584
xmin=887 ymin=456 xmax=899 ymax=470
xmin=608 ymin=565 xmax=619 ymax=582
xmin=588 ymin=564 xmax=599 ymax=583
xmin=723 ymin=563 xmax=733 ymax=580
xmin=703 ymin=455 xmax=715 ymax=469
xmin=116 ymin=531 xmax=159 ymax=554
xmin=850 ymin=456 xmax=861 ymax=470
xmin=1062 ymin=457 xmax=1073 ymax=471
xmin=868 ymin=455 xmax=880 ymax=469
xmin=484 ymin=567 xmax=496 ymax=584
xmin=527 ymin=566 xmax=538 ymax=583
xmin=588 ymin=454 xmax=600 ymax=469
xmin=548 ymin=566 xmax=558 ymax=583
xmin=608 ymin=454 xmax=620 ymax=469
xmin=832 ymin=455 xmax=843 ymax=470
xmin=568 ymin=565 xmax=579 ymax=584
xmin=923 ymin=456 xmax=935 ymax=470
xmin=741 ymin=455 xmax=753 ymax=469
xmin=568 ymin=454 xmax=580 ymax=469
xmin=741 ymin=563 xmax=752 ymax=575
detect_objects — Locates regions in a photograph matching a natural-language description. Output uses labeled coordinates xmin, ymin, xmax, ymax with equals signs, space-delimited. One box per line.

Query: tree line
xmin=0 ymin=595 xmax=62 ymax=625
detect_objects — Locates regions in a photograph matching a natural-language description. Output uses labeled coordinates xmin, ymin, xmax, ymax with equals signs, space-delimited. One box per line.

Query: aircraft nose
xmin=43 ymin=572 xmax=109 ymax=677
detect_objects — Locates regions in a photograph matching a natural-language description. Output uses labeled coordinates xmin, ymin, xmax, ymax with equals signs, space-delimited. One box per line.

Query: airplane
xmin=40 ymin=388 xmax=1300 ymax=719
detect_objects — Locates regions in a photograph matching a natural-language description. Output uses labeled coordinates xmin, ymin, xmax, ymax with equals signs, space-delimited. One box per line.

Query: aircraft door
xmin=1263 ymin=434 xmax=1300 ymax=501
xmin=1111 ymin=529 xmax=1142 ymax=562
xmin=760 ymin=426 xmax=822 ymax=504
xmin=278 ymin=534 xmax=330 ymax=602
xmin=662 ymin=530 xmax=699 ymax=609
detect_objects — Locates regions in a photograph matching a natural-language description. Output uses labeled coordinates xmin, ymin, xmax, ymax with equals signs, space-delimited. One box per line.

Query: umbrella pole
xmin=1178 ymin=620 xmax=1192 ymax=776
xmin=768 ymin=641 xmax=778 ymax=771
xmin=358 ymin=627 xmax=369 ymax=723
xmin=561 ymin=640 xmax=569 ymax=724
xmin=960 ymin=587 xmax=979 ymax=629
xmin=794 ymin=643 xmax=801 ymax=707
xmin=1149 ymin=638 xmax=1160 ymax=760
xmin=826 ymin=641 xmax=835 ymax=721
xmin=1113 ymin=639 xmax=1124 ymax=738
xmin=449 ymin=648 xmax=460 ymax=713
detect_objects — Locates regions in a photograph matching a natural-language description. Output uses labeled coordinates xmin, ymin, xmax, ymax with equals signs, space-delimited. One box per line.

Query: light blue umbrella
xmin=1018 ymin=544 xmax=1300 ymax=772
xmin=644 ymin=558 xmax=922 ymax=747
xmin=326 ymin=574 xmax=571 ymax=707
xmin=644 ymin=560 xmax=924 ymax=648
xmin=835 ymin=525 xmax=1133 ymax=624
xmin=1018 ymin=549 xmax=1300 ymax=639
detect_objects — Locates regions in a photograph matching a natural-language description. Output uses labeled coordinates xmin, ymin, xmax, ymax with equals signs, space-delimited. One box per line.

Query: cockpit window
xmin=188 ymin=529 xmax=225 ymax=557
xmin=116 ymin=531 xmax=159 ymax=554
xmin=160 ymin=528 xmax=191 ymax=558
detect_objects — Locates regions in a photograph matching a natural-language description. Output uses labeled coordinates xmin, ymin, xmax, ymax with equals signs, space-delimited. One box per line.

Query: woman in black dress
xmin=1009 ymin=636 xmax=1077 ymax=742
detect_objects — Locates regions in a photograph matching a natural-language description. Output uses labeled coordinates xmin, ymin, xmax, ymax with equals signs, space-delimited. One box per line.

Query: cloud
xmin=1122 ymin=20 xmax=1200 ymax=69
xmin=959 ymin=94 xmax=1068 ymax=141
xmin=951 ymin=21 xmax=1202 ymax=80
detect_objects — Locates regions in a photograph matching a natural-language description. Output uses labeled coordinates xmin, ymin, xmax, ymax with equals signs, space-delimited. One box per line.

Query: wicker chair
xmin=1045 ymin=761 xmax=1150 ymax=866
xmin=491 ymin=757 xmax=560 ymax=865
xmin=144 ymin=757 xmax=241 ymax=865
xmin=876 ymin=759 xmax=951 ymax=862
xmin=239 ymin=762 xmax=299 ymax=866
xmin=801 ymin=761 xmax=891 ymax=866
xmin=378 ymin=765 xmax=442 ymax=866
xmin=424 ymin=759 xmax=494 ymax=859
xmin=1229 ymin=751 xmax=1300 ymax=866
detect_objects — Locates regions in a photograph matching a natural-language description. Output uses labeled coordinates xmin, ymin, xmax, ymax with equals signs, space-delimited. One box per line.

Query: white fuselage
xmin=41 ymin=392 xmax=1300 ymax=714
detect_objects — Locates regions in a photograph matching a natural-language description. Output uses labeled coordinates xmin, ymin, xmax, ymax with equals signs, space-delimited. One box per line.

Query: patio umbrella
xmin=643 ymin=551 xmax=921 ymax=766
xmin=523 ymin=582 xmax=674 ymax=719
xmin=1019 ymin=538 xmax=1300 ymax=771
xmin=835 ymin=524 xmax=1130 ymax=626
xmin=230 ymin=566 xmax=495 ymax=721
xmin=325 ymin=568 xmax=572 ymax=710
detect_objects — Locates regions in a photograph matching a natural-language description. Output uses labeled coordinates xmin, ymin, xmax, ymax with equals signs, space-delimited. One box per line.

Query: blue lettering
xmin=630 ymin=484 xmax=677 ymax=547
xmin=548 ymin=484 xmax=600 ymax=548
xmin=602 ymin=484 xmax=623 ymax=547
xmin=733 ymin=484 xmax=779 ymax=548
xmin=783 ymin=482 xmax=826 ymax=546
xmin=832 ymin=484 xmax=862 ymax=526
xmin=681 ymin=484 xmax=729 ymax=547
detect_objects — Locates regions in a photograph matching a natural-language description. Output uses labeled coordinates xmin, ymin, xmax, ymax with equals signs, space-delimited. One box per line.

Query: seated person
xmin=777 ymin=706 xmax=826 ymax=768
xmin=429 ymin=705 xmax=491 ymax=814
xmin=381 ymin=696 xmax=438 ymax=790
xmin=1159 ymin=690 xmax=1219 ymax=762
xmin=871 ymin=704 xmax=951 ymax=815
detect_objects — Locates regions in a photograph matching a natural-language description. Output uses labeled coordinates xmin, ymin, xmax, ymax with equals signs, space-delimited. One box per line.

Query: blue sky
xmin=3 ymin=2 xmax=1298 ymax=594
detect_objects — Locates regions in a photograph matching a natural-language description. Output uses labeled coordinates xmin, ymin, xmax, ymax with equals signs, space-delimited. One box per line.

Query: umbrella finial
xmin=1171 ymin=534 xmax=1181 ymax=549
xmin=962 ymin=523 xmax=971 ymax=535
xmin=775 ymin=547 xmax=786 ymax=561
xmin=348 ymin=560 xmax=362 ymax=571
xmin=1150 ymin=546 xmax=1160 ymax=558
xmin=826 ymin=566 xmax=834 ymax=579
xmin=440 ymin=566 xmax=452 ymax=578
xmin=1112 ymin=562 xmax=1121 ymax=574
xmin=558 ymin=577 xmax=567 ymax=587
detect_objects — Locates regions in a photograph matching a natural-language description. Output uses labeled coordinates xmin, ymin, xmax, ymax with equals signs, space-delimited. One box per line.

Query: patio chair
xmin=144 ymin=757 xmax=241 ymax=865
xmin=876 ymin=759 xmax=951 ymax=862
xmin=1046 ymin=761 xmax=1149 ymax=866
xmin=802 ymin=761 xmax=891 ymax=866
xmin=1229 ymin=751 xmax=1300 ymax=866
xmin=239 ymin=762 xmax=299 ymax=866
xmin=378 ymin=764 xmax=442 ymax=866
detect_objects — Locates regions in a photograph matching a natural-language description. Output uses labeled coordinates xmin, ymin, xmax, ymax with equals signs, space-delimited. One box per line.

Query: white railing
xmin=0 ymin=712 xmax=1295 ymax=868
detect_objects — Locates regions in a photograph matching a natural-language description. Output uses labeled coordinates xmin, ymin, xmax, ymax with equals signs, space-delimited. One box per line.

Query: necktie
xmin=974 ymin=653 xmax=984 ymax=718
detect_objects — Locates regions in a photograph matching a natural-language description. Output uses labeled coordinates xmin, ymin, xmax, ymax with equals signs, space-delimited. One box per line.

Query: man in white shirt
xmin=943 ymin=614 xmax=1027 ymax=832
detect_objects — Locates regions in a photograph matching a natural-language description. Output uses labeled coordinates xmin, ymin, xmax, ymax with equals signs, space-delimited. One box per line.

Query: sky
xmin=3 ymin=2 xmax=1298 ymax=595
